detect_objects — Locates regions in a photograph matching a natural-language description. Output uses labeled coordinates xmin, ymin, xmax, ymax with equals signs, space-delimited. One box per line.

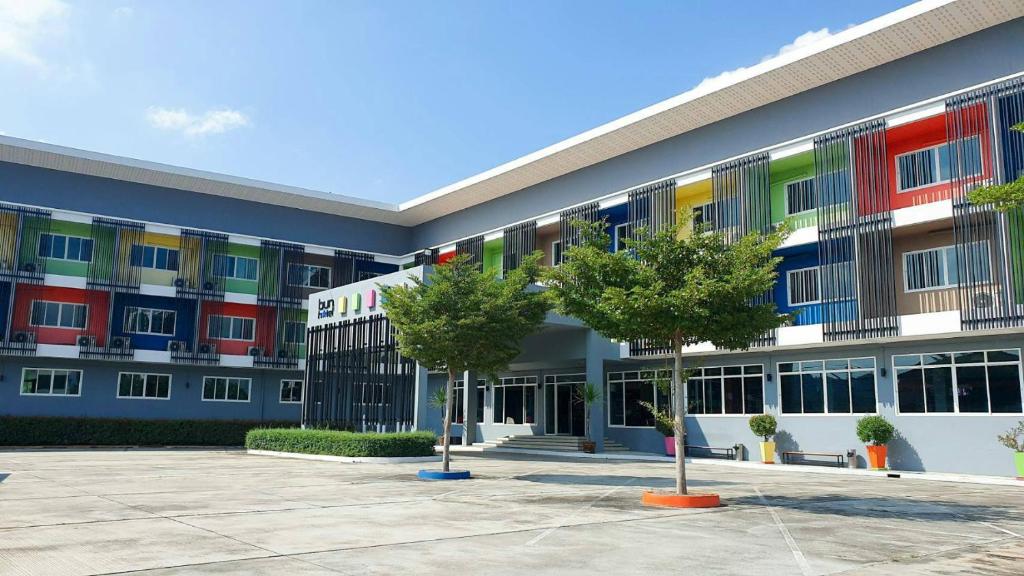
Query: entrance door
xmin=544 ymin=374 xmax=587 ymax=436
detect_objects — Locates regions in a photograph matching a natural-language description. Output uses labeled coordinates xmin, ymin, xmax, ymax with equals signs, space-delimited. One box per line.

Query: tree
xmin=544 ymin=219 xmax=789 ymax=495
xmin=381 ymin=253 xmax=551 ymax=472
xmin=968 ymin=122 xmax=1024 ymax=211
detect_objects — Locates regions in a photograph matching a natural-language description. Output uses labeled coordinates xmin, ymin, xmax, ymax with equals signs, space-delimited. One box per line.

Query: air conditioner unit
xmin=203 ymin=280 xmax=215 ymax=291
xmin=77 ymin=335 xmax=97 ymax=347
xmin=13 ymin=331 xmax=36 ymax=344
xmin=110 ymin=336 xmax=131 ymax=349
xmin=972 ymin=292 xmax=995 ymax=309
xmin=247 ymin=346 xmax=265 ymax=357
xmin=21 ymin=262 xmax=36 ymax=273
xmin=198 ymin=342 xmax=216 ymax=355
xmin=0 ymin=261 xmax=9 ymax=271
xmin=173 ymin=278 xmax=186 ymax=288
xmin=167 ymin=340 xmax=187 ymax=353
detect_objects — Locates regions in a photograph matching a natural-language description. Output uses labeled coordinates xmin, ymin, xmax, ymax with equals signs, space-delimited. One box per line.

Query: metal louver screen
xmin=559 ymin=202 xmax=600 ymax=252
xmin=455 ymin=235 xmax=484 ymax=269
xmin=627 ymin=178 xmax=676 ymax=240
xmin=502 ymin=221 xmax=537 ymax=274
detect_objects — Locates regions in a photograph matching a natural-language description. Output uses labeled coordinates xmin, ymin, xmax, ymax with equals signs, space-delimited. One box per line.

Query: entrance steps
xmin=484 ymin=435 xmax=631 ymax=453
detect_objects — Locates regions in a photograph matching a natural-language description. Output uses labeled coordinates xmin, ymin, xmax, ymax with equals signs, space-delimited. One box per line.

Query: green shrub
xmin=856 ymin=415 xmax=895 ymax=446
xmin=748 ymin=414 xmax=777 ymax=441
xmin=245 ymin=428 xmax=437 ymax=457
xmin=0 ymin=416 xmax=293 ymax=446
xmin=640 ymin=401 xmax=675 ymax=437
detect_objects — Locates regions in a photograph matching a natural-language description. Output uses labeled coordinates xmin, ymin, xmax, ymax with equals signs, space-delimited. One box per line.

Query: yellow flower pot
xmin=759 ymin=441 xmax=775 ymax=464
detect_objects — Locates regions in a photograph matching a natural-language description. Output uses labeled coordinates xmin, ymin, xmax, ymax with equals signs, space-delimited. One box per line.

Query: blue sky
xmin=0 ymin=0 xmax=913 ymax=204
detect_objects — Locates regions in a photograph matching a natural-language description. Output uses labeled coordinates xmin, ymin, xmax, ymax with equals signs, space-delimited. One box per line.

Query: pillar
xmin=462 ymin=370 xmax=478 ymax=445
xmin=412 ymin=363 xmax=431 ymax=432
xmin=585 ymin=330 xmax=608 ymax=452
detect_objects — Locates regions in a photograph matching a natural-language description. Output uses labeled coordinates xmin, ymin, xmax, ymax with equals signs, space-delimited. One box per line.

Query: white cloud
xmin=112 ymin=6 xmax=133 ymax=19
xmin=0 ymin=0 xmax=69 ymax=70
xmin=146 ymin=107 xmax=252 ymax=137
xmin=693 ymin=27 xmax=841 ymax=93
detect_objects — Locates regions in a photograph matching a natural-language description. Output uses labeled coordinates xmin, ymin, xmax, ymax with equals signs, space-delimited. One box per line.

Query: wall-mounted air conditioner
xmin=167 ymin=340 xmax=188 ymax=353
xmin=13 ymin=331 xmax=37 ymax=344
xmin=198 ymin=342 xmax=216 ymax=355
xmin=247 ymin=346 xmax=265 ymax=357
xmin=77 ymin=335 xmax=97 ymax=348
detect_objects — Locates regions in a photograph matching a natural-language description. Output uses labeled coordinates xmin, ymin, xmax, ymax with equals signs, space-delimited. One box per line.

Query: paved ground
xmin=0 ymin=449 xmax=1022 ymax=575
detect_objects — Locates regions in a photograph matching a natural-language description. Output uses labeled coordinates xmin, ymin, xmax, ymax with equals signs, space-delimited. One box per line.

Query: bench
xmin=685 ymin=444 xmax=735 ymax=459
xmin=782 ymin=450 xmax=845 ymax=468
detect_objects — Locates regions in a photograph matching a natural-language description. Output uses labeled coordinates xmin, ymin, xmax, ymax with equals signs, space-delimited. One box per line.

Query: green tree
xmin=968 ymin=122 xmax=1024 ymax=211
xmin=381 ymin=253 xmax=551 ymax=472
xmin=544 ymin=219 xmax=789 ymax=495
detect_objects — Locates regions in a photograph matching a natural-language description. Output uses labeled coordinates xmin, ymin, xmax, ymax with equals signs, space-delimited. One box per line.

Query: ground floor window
xmin=21 ymin=368 xmax=82 ymax=396
xmin=280 ymin=379 xmax=302 ymax=404
xmin=607 ymin=370 xmax=671 ymax=427
xmin=687 ymin=365 xmax=764 ymax=415
xmin=894 ymin=349 xmax=1022 ymax=414
xmin=779 ymin=358 xmax=877 ymax=414
xmin=453 ymin=379 xmax=485 ymax=423
xmin=203 ymin=376 xmax=252 ymax=402
xmin=117 ymin=372 xmax=171 ymax=399
xmin=493 ymin=376 xmax=536 ymax=424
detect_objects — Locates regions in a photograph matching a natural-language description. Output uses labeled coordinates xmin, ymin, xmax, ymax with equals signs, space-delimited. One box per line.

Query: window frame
xmin=201 ymin=376 xmax=253 ymax=403
xmin=902 ymin=242 xmax=990 ymax=293
xmin=283 ymin=320 xmax=307 ymax=344
xmin=686 ymin=364 xmax=766 ymax=417
xmin=131 ymin=244 xmax=180 ymax=271
xmin=613 ymin=223 xmax=630 ymax=253
xmin=116 ymin=372 xmax=172 ymax=400
xmin=606 ymin=369 xmax=672 ymax=428
xmin=786 ymin=266 xmax=821 ymax=307
xmin=892 ymin=348 xmax=1024 ymax=416
xmin=20 ymin=367 xmax=83 ymax=397
xmin=895 ymin=136 xmax=983 ymax=193
xmin=491 ymin=376 xmax=537 ymax=425
xmin=777 ymin=357 xmax=879 ymax=415
xmin=783 ymin=177 xmax=817 ymax=216
xmin=213 ymin=254 xmax=259 ymax=281
xmin=38 ymin=233 xmax=94 ymax=262
xmin=123 ymin=306 xmax=177 ymax=336
xmin=29 ymin=300 xmax=88 ymax=330
xmin=280 ymin=379 xmax=303 ymax=404
xmin=207 ymin=314 xmax=256 ymax=341
xmin=550 ymin=240 xmax=563 ymax=266
xmin=287 ymin=263 xmax=332 ymax=289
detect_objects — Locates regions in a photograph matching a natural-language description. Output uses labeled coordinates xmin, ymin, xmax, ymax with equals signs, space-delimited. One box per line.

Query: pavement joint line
xmin=827 ymin=535 xmax=1019 ymax=575
xmin=872 ymin=522 xmax=997 ymax=540
xmin=754 ymin=486 xmax=816 ymax=576
xmin=977 ymin=521 xmax=1023 ymax=539
xmin=524 ymin=477 xmax=638 ymax=546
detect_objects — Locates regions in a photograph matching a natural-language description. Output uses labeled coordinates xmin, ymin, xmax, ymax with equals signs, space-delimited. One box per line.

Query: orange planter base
xmin=642 ymin=491 xmax=721 ymax=509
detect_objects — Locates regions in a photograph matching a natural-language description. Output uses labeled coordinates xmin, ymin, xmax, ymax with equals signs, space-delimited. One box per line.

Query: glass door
xmin=544 ymin=374 xmax=585 ymax=435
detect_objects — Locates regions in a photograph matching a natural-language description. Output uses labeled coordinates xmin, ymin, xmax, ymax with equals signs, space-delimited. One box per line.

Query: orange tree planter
xmin=856 ymin=415 xmax=895 ymax=470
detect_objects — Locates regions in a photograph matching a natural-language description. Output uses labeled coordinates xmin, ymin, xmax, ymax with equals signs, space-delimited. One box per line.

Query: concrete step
xmin=485 ymin=435 xmax=631 ymax=454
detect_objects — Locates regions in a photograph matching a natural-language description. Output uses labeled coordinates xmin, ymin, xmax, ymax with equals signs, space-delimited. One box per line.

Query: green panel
xmin=224 ymin=243 xmax=261 ymax=295
xmin=35 ymin=219 xmax=93 ymax=278
xmin=483 ymin=239 xmax=503 ymax=276
xmin=770 ymin=151 xmax=816 ymax=228
xmin=1011 ymin=209 xmax=1024 ymax=304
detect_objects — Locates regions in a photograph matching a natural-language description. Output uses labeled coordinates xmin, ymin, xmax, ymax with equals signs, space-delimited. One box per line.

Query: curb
xmin=247 ymin=449 xmax=442 ymax=464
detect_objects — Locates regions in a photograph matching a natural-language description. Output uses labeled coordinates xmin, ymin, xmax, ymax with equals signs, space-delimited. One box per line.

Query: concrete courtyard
xmin=0 ymin=449 xmax=1022 ymax=575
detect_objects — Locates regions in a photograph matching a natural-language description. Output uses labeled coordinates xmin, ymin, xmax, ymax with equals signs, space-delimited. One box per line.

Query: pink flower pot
xmin=664 ymin=436 xmax=676 ymax=457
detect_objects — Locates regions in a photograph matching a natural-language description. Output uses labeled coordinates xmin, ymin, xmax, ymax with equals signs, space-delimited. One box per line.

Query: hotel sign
xmin=307 ymin=265 xmax=426 ymax=329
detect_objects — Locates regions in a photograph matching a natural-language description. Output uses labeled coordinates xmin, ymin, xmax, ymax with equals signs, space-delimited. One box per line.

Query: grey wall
xmin=411 ymin=17 xmax=1024 ymax=248
xmin=0 ymin=162 xmax=411 ymax=255
xmin=0 ymin=357 xmax=303 ymax=423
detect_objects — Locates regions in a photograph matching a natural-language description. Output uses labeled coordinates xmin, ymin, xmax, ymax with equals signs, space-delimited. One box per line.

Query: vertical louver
xmin=333 ymin=249 xmax=375 ymax=287
xmin=814 ymin=120 xmax=898 ymax=341
xmin=502 ymin=221 xmax=537 ymax=274
xmin=413 ymin=248 xmax=439 ymax=267
xmin=254 ymin=240 xmax=305 ymax=368
xmin=303 ymin=314 xmax=416 ymax=431
xmin=559 ymin=202 xmax=600 ymax=252
xmin=0 ymin=203 xmax=51 ymax=356
xmin=627 ymin=178 xmax=677 ymax=240
xmin=80 ymin=217 xmax=145 ymax=359
xmin=455 ymin=235 xmax=485 ymax=270
xmin=173 ymin=229 xmax=229 ymax=365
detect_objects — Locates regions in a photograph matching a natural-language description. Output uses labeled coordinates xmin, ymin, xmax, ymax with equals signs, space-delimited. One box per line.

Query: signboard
xmin=306 ymin=265 xmax=426 ymax=329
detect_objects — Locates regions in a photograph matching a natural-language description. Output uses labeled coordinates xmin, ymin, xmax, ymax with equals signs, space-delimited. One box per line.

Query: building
xmin=3 ymin=0 xmax=1024 ymax=476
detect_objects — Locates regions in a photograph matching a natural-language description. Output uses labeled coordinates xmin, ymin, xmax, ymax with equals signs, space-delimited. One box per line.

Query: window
xmin=130 ymin=245 xmax=179 ymax=271
xmin=117 ymin=372 xmax=171 ymax=399
xmin=820 ymin=261 xmax=856 ymax=301
xmin=207 ymin=315 xmax=255 ymax=341
xmin=30 ymin=301 xmax=87 ymax=329
xmin=551 ymin=240 xmax=563 ymax=266
xmin=904 ymin=242 xmax=990 ymax=292
xmin=21 ymin=368 xmax=82 ymax=396
xmin=123 ymin=307 xmax=176 ymax=336
xmin=779 ymin=358 xmax=877 ymax=414
xmin=493 ymin=376 xmax=536 ymax=424
xmin=288 ymin=263 xmax=331 ymax=289
xmin=213 ymin=255 xmax=258 ymax=281
xmin=38 ymin=233 xmax=93 ymax=262
xmin=357 ymin=270 xmax=382 ymax=282
xmin=894 ymin=349 xmax=1023 ymax=414
xmin=614 ymin=223 xmax=630 ymax=252
xmin=202 ymin=376 xmax=251 ymax=402
xmin=453 ymin=379 xmax=486 ymax=424
xmin=280 ymin=380 xmax=303 ymax=403
xmin=692 ymin=202 xmax=715 ymax=228
xmin=687 ymin=365 xmax=764 ymax=415
xmin=896 ymin=136 xmax=982 ymax=192
xmin=283 ymin=321 xmax=306 ymax=344
xmin=787 ymin=267 xmax=820 ymax=306
xmin=785 ymin=178 xmax=816 ymax=215
xmin=607 ymin=370 xmax=671 ymax=427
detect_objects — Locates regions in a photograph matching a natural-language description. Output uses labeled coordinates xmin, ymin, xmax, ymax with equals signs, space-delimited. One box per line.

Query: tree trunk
xmin=442 ymin=369 xmax=455 ymax=473
xmin=672 ymin=333 xmax=687 ymax=495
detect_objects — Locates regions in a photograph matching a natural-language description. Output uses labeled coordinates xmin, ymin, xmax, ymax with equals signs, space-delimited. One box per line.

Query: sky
xmin=0 ymin=0 xmax=915 ymax=205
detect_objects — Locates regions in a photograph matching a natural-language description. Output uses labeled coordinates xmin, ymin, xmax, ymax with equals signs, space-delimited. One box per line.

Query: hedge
xmin=245 ymin=428 xmax=437 ymax=457
xmin=0 ymin=416 xmax=295 ymax=447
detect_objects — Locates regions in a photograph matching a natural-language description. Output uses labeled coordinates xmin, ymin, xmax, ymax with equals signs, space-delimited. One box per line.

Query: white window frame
xmin=20 ymin=368 xmax=83 ymax=397
xmin=207 ymin=314 xmax=256 ymax=341
xmin=606 ymin=370 xmax=672 ymax=428
xmin=895 ymin=136 xmax=982 ymax=193
xmin=783 ymin=177 xmax=816 ymax=216
xmin=202 ymin=376 xmax=252 ymax=403
xmin=283 ymin=320 xmax=306 ymax=344
xmin=692 ymin=202 xmax=714 ymax=228
xmin=613 ymin=223 xmax=630 ymax=253
xmin=29 ymin=300 xmax=88 ymax=329
xmin=288 ymin=263 xmax=332 ymax=289
xmin=280 ymin=379 xmax=303 ymax=404
xmin=38 ymin=233 xmax=93 ymax=262
xmin=786 ymin=266 xmax=821 ymax=306
xmin=123 ymin=306 xmax=176 ymax=336
xmin=132 ymin=244 xmax=179 ymax=271
xmin=116 ymin=372 xmax=172 ymax=400
xmin=491 ymin=376 xmax=537 ymax=425
xmin=686 ymin=364 xmax=766 ymax=416
xmin=550 ymin=240 xmax=562 ymax=266
xmin=777 ymin=357 xmax=879 ymax=415
xmin=902 ymin=242 xmax=990 ymax=293
xmin=892 ymin=349 xmax=1024 ymax=416
xmin=213 ymin=254 xmax=259 ymax=281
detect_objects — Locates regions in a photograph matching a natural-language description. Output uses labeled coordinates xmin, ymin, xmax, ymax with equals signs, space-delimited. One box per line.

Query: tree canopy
xmin=968 ymin=122 xmax=1024 ymax=211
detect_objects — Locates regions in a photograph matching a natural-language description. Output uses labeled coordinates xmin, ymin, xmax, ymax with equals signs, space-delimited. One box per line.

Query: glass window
xmin=785 ymin=178 xmax=816 ymax=215
xmin=614 ymin=223 xmax=630 ymax=253
xmin=123 ymin=307 xmax=176 ymax=336
xmin=904 ymin=243 xmax=990 ymax=292
xmin=130 ymin=245 xmax=180 ymax=271
xmin=787 ymin=267 xmax=820 ymax=306
xmin=208 ymin=315 xmax=255 ymax=341
xmin=213 ymin=255 xmax=258 ymax=281
xmin=30 ymin=301 xmax=87 ymax=329
xmin=551 ymin=240 xmax=563 ymax=266
xmin=894 ymin=350 xmax=1022 ymax=414
xmin=203 ymin=377 xmax=251 ymax=402
xmin=283 ymin=321 xmax=306 ymax=344
xmin=896 ymin=137 xmax=982 ymax=192
xmin=608 ymin=370 xmax=672 ymax=427
xmin=492 ymin=376 xmax=537 ymax=424
xmin=288 ymin=264 xmax=332 ymax=289
xmin=117 ymin=372 xmax=171 ymax=399
xmin=686 ymin=366 xmax=764 ymax=415
xmin=38 ymin=234 xmax=93 ymax=262
xmin=21 ymin=368 xmax=82 ymax=396
xmin=779 ymin=358 xmax=877 ymax=414
xmin=280 ymin=380 xmax=303 ymax=403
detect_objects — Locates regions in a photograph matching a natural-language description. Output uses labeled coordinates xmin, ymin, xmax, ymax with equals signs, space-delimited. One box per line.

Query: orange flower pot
xmin=642 ymin=491 xmax=720 ymax=508
xmin=866 ymin=445 xmax=887 ymax=470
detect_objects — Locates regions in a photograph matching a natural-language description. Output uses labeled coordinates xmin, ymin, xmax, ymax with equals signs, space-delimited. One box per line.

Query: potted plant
xmin=997 ymin=420 xmax=1024 ymax=478
xmin=856 ymin=415 xmax=895 ymax=470
xmin=748 ymin=414 xmax=777 ymax=464
xmin=642 ymin=401 xmax=676 ymax=456
xmin=576 ymin=382 xmax=601 ymax=454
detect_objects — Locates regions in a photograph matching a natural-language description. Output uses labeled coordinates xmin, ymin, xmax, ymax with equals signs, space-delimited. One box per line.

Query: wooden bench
xmin=782 ymin=450 xmax=845 ymax=468
xmin=685 ymin=444 xmax=735 ymax=459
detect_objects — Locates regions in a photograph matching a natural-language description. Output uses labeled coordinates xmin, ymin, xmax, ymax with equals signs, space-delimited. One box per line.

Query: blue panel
xmin=0 ymin=281 xmax=10 ymax=338
xmin=110 ymin=293 xmax=197 ymax=352
xmin=998 ymin=93 xmax=1024 ymax=181
xmin=775 ymin=247 xmax=822 ymax=326
xmin=356 ymin=260 xmax=399 ymax=276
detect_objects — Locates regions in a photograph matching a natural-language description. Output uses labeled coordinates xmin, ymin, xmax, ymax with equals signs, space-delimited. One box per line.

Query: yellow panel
xmin=143 ymin=232 xmax=180 ymax=249
xmin=675 ymin=180 xmax=713 ymax=238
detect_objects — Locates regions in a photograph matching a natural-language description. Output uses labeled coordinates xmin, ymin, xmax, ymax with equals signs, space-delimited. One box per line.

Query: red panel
xmin=437 ymin=250 xmax=456 ymax=265
xmin=253 ymin=305 xmax=278 ymax=356
xmin=12 ymin=285 xmax=109 ymax=346
xmin=200 ymin=300 xmax=259 ymax=356
xmin=885 ymin=105 xmax=992 ymax=211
